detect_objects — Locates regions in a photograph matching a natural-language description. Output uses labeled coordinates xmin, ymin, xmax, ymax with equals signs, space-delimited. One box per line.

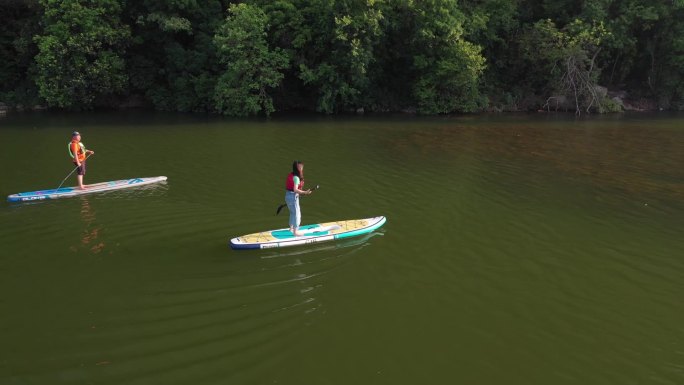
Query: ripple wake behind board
xmin=230 ymin=216 xmax=386 ymax=250
xmin=7 ymin=176 xmax=168 ymax=202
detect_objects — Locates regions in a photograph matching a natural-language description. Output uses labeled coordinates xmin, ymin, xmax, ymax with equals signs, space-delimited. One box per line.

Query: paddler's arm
xmin=294 ymin=186 xmax=311 ymax=195
xmin=292 ymin=176 xmax=311 ymax=195
xmin=83 ymin=143 xmax=94 ymax=157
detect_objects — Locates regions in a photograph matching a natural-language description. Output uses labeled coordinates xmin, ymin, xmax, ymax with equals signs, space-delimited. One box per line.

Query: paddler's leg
xmin=286 ymin=191 xmax=299 ymax=235
xmin=292 ymin=194 xmax=302 ymax=236
xmin=76 ymin=161 xmax=87 ymax=189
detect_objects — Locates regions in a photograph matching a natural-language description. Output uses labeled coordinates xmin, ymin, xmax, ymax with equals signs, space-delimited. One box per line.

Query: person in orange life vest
xmin=69 ymin=131 xmax=94 ymax=190
xmin=285 ymin=160 xmax=312 ymax=236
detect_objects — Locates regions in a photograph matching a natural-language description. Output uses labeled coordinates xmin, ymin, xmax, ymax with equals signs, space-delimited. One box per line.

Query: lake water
xmin=1 ymin=112 xmax=683 ymax=384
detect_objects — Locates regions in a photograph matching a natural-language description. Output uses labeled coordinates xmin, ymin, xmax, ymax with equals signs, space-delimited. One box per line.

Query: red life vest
xmin=285 ymin=173 xmax=304 ymax=191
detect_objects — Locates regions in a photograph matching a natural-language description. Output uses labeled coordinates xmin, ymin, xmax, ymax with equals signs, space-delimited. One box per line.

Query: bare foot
xmin=78 ymin=185 xmax=87 ymax=190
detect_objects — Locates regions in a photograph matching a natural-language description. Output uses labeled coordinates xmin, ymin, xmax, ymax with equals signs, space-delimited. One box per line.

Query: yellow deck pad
xmin=237 ymin=218 xmax=371 ymax=244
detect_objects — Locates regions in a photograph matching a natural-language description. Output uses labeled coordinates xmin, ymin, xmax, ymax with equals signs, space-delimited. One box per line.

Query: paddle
xmin=56 ymin=152 xmax=93 ymax=190
xmin=276 ymin=185 xmax=320 ymax=215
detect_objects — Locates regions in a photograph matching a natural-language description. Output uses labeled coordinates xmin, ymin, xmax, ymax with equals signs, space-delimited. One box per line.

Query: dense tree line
xmin=1 ymin=0 xmax=683 ymax=115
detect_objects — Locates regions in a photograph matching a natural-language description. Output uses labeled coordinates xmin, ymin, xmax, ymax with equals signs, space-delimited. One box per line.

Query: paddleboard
xmin=230 ymin=216 xmax=386 ymax=250
xmin=7 ymin=176 xmax=167 ymax=202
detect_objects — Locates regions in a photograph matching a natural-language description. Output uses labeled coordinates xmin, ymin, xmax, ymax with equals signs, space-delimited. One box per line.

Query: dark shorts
xmin=73 ymin=161 xmax=86 ymax=176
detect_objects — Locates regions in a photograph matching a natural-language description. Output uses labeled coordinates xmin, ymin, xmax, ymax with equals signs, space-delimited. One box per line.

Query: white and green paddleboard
xmin=230 ymin=216 xmax=386 ymax=250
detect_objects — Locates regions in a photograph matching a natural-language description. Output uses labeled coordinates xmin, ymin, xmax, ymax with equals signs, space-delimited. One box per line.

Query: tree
xmin=2 ymin=0 xmax=680 ymax=114
xmin=596 ymin=0 xmax=684 ymax=109
xmin=297 ymin=0 xmax=383 ymax=113
xmin=520 ymin=19 xmax=608 ymax=113
xmin=0 ymin=0 xmax=42 ymax=107
xmin=213 ymin=3 xmax=289 ymax=116
xmin=256 ymin=0 xmax=384 ymax=113
xmin=408 ymin=0 xmax=486 ymax=113
xmin=124 ymin=0 xmax=226 ymax=112
xmin=459 ymin=0 xmax=522 ymax=110
xmin=33 ymin=0 xmax=130 ymax=109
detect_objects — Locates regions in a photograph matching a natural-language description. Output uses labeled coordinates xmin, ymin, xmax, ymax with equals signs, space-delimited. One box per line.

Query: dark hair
xmin=292 ymin=160 xmax=304 ymax=179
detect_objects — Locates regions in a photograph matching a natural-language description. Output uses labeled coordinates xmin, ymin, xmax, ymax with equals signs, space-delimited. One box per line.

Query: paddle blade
xmin=276 ymin=203 xmax=287 ymax=215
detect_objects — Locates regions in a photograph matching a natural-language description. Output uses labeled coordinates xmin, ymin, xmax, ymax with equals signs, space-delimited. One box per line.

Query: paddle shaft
xmin=276 ymin=185 xmax=319 ymax=215
xmin=56 ymin=152 xmax=93 ymax=190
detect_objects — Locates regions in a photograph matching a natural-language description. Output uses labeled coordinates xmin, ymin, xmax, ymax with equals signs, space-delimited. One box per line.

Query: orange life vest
xmin=69 ymin=140 xmax=86 ymax=162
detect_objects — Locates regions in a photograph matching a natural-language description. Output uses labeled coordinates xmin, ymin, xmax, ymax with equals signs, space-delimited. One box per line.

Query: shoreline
xmin=0 ymin=98 xmax=674 ymax=118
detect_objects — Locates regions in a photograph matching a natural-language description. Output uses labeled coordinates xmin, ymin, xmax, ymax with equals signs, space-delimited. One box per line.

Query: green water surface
xmin=1 ymin=112 xmax=683 ymax=385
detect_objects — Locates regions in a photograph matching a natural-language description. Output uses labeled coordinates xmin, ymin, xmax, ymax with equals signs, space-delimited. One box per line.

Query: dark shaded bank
xmin=0 ymin=91 xmax=666 ymax=118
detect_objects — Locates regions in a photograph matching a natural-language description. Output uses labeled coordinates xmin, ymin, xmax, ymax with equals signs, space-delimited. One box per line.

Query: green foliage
xmin=257 ymin=0 xmax=383 ymax=113
xmin=520 ymin=19 xmax=607 ymax=73
xmin=143 ymin=12 xmax=192 ymax=33
xmin=2 ymin=0 xmax=682 ymax=113
xmin=0 ymin=0 xmax=42 ymax=106
xmin=413 ymin=40 xmax=486 ymax=113
xmin=33 ymin=0 xmax=130 ymax=109
xmin=124 ymin=0 xmax=225 ymax=112
xmin=598 ymin=96 xmax=623 ymax=113
xmin=367 ymin=0 xmax=487 ymax=113
xmin=303 ymin=1 xmax=382 ymax=113
xmin=213 ymin=3 xmax=289 ymax=116
xmin=408 ymin=0 xmax=486 ymax=113
xmin=519 ymin=19 xmax=609 ymax=112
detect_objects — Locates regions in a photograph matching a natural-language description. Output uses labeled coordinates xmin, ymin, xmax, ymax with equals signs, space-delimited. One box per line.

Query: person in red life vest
xmin=69 ymin=131 xmax=94 ymax=190
xmin=285 ymin=160 xmax=312 ymax=236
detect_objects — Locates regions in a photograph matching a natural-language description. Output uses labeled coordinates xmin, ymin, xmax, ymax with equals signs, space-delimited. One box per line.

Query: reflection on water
xmin=70 ymin=197 xmax=105 ymax=254
xmin=211 ymin=232 xmax=386 ymax=325
xmin=380 ymin=120 xmax=684 ymax=201
xmin=260 ymin=231 xmax=383 ymax=259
